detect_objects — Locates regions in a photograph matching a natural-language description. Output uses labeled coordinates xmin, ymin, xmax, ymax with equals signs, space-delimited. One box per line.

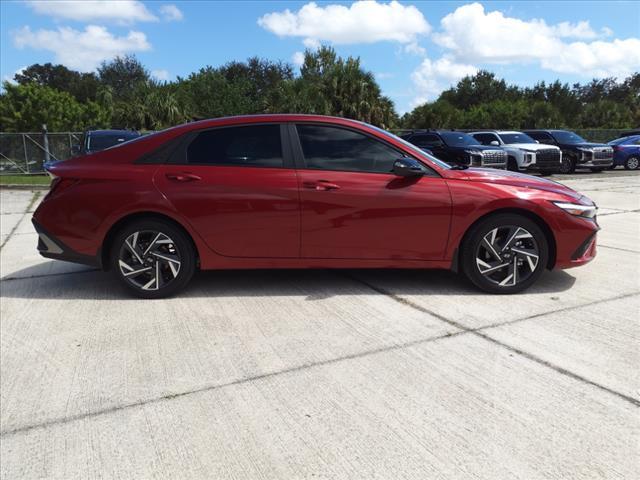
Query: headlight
xmin=552 ymin=201 xmax=597 ymax=219
xmin=524 ymin=152 xmax=535 ymax=163
xmin=577 ymin=147 xmax=594 ymax=160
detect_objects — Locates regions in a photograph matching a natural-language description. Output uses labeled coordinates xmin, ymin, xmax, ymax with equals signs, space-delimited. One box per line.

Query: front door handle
xmin=303 ymin=180 xmax=341 ymax=191
xmin=166 ymin=173 xmax=202 ymax=182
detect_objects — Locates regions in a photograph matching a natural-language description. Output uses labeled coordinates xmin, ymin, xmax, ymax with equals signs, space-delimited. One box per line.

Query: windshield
xmin=439 ymin=132 xmax=479 ymax=147
xmin=551 ymin=131 xmax=587 ymax=144
xmin=88 ymin=133 xmax=140 ymax=151
xmin=367 ymin=124 xmax=451 ymax=169
xmin=499 ymin=133 xmax=536 ymax=144
xmin=609 ymin=135 xmax=639 ymax=145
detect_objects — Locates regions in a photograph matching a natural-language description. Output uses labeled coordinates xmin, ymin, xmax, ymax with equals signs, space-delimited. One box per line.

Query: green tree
xmin=280 ymin=47 xmax=397 ymax=128
xmin=97 ymin=55 xmax=150 ymax=101
xmin=0 ymin=82 xmax=108 ymax=131
xmin=14 ymin=63 xmax=99 ymax=103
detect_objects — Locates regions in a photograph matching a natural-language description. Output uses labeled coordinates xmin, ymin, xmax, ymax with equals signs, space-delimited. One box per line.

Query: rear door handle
xmin=166 ymin=173 xmax=202 ymax=182
xmin=303 ymin=180 xmax=341 ymax=191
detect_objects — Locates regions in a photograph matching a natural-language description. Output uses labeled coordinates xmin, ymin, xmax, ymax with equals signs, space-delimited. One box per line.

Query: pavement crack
xmin=343 ymin=273 xmax=640 ymax=409
xmin=598 ymin=244 xmax=639 ymax=254
xmin=0 ymin=268 xmax=98 ymax=283
xmin=0 ymin=329 xmax=468 ymax=438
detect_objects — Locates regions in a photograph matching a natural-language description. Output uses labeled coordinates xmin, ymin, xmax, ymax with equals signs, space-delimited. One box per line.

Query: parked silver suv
xmin=471 ymin=131 xmax=562 ymax=174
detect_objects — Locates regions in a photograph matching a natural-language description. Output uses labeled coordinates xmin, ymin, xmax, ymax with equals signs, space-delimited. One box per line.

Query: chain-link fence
xmin=0 ymin=132 xmax=82 ymax=175
xmin=0 ymin=128 xmax=632 ymax=175
xmin=574 ymin=129 xmax=628 ymax=143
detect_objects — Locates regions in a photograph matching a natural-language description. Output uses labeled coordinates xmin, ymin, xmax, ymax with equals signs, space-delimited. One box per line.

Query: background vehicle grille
xmin=481 ymin=150 xmax=507 ymax=167
xmin=593 ymin=148 xmax=613 ymax=162
xmin=535 ymin=149 xmax=561 ymax=169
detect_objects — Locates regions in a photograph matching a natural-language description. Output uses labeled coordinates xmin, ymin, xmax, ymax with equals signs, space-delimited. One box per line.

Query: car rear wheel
xmin=624 ymin=156 xmax=639 ymax=170
xmin=462 ymin=214 xmax=548 ymax=294
xmin=111 ymin=219 xmax=196 ymax=299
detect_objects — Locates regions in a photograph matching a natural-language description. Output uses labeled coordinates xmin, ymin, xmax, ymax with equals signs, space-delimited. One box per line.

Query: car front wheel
xmin=111 ymin=219 xmax=196 ymax=298
xmin=559 ymin=156 xmax=575 ymax=174
xmin=462 ymin=214 xmax=548 ymax=294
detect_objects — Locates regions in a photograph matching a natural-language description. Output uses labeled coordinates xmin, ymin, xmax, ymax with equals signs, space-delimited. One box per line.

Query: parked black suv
xmin=401 ymin=130 xmax=507 ymax=169
xmin=72 ymin=129 xmax=141 ymax=156
xmin=523 ymin=130 xmax=613 ymax=173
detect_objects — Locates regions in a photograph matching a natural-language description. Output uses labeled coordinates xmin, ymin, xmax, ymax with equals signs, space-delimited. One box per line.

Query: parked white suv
xmin=470 ymin=131 xmax=562 ymax=174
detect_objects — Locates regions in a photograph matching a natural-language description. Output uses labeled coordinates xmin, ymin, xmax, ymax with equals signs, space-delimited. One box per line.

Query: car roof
xmin=87 ymin=129 xmax=140 ymax=136
xmin=524 ymin=129 xmax=569 ymax=133
xmin=470 ymin=130 xmax=523 ymax=135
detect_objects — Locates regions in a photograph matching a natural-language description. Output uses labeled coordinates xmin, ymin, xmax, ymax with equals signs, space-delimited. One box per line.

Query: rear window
xmin=186 ymin=125 xmax=283 ymax=167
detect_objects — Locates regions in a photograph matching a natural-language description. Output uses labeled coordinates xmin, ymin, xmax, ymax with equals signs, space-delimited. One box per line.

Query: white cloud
xmin=403 ymin=42 xmax=426 ymax=56
xmin=375 ymin=72 xmax=395 ymax=80
xmin=160 ymin=4 xmax=184 ymax=22
xmin=25 ymin=0 xmax=157 ymax=24
xmin=550 ymin=21 xmax=604 ymax=40
xmin=13 ymin=25 xmax=152 ymax=72
xmin=410 ymin=56 xmax=477 ymax=106
xmin=292 ymin=51 xmax=305 ymax=67
xmin=151 ymin=69 xmax=170 ymax=81
xmin=433 ymin=3 xmax=640 ymax=78
xmin=258 ymin=1 xmax=430 ymax=47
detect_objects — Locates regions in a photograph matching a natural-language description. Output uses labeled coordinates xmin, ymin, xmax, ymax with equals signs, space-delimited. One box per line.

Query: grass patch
xmin=0 ymin=175 xmax=51 ymax=186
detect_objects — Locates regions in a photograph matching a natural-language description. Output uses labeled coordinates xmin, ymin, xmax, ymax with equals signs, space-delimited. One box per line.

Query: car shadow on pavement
xmin=1 ymin=261 xmax=576 ymax=300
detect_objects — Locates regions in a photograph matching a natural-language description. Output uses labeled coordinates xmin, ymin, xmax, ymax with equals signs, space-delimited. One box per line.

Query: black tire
xmin=110 ymin=219 xmax=196 ymax=299
xmin=559 ymin=155 xmax=575 ymax=174
xmin=461 ymin=214 xmax=548 ymax=294
xmin=507 ymin=157 xmax=519 ymax=172
xmin=624 ymin=156 xmax=639 ymax=170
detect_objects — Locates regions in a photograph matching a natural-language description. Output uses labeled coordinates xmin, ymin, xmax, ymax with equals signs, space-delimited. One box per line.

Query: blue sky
xmin=1 ymin=1 xmax=639 ymax=113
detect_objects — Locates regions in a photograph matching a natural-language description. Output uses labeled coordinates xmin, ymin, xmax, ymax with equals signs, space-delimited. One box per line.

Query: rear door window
xmin=187 ymin=125 xmax=283 ymax=167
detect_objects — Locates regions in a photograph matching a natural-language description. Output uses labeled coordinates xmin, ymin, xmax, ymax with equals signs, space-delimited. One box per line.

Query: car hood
xmin=456 ymin=168 xmax=584 ymax=201
xmin=506 ymin=143 xmax=559 ymax=151
xmin=450 ymin=145 xmax=504 ymax=152
xmin=567 ymin=142 xmax=611 ymax=149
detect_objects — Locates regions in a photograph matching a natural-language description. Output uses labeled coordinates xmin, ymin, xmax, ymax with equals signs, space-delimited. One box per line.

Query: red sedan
xmin=33 ymin=115 xmax=599 ymax=298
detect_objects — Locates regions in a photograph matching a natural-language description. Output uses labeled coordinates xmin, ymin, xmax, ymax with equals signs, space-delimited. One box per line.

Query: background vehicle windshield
xmin=499 ymin=133 xmax=536 ymax=144
xmin=551 ymin=131 xmax=587 ymax=144
xmin=368 ymin=125 xmax=451 ymax=169
xmin=88 ymin=133 xmax=140 ymax=151
xmin=440 ymin=132 xmax=479 ymax=147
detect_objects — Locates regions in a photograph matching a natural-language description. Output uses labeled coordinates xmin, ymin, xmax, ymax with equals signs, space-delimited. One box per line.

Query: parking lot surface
xmin=1 ymin=173 xmax=639 ymax=479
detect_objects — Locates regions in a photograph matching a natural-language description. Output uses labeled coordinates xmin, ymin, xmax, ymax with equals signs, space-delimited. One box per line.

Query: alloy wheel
xmin=559 ymin=158 xmax=572 ymax=174
xmin=118 ymin=230 xmax=181 ymax=291
xmin=626 ymin=156 xmax=639 ymax=170
xmin=475 ymin=225 xmax=540 ymax=287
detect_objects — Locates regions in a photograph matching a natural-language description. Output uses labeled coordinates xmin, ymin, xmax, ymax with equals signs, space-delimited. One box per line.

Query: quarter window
xmin=296 ymin=125 xmax=400 ymax=173
xmin=186 ymin=125 xmax=283 ymax=167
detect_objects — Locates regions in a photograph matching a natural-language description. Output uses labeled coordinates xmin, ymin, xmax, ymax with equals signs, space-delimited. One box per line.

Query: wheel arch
xmin=100 ymin=211 xmax=201 ymax=271
xmin=455 ymin=207 xmax=557 ymax=271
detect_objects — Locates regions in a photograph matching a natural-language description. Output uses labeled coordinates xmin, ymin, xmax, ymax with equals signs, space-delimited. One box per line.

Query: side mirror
xmin=393 ymin=158 xmax=425 ymax=177
xmin=71 ymin=144 xmax=81 ymax=156
xmin=490 ymin=140 xmax=500 ymax=146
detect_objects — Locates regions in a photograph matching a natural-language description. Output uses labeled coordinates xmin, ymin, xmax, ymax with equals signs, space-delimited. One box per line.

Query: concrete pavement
xmin=1 ymin=173 xmax=639 ymax=479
